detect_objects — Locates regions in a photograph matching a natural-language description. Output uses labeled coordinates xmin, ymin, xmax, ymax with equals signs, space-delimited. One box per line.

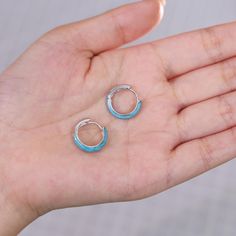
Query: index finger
xmin=151 ymin=21 xmax=236 ymax=79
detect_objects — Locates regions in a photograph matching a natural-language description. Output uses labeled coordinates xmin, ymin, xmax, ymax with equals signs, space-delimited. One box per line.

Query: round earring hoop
xmin=106 ymin=85 xmax=142 ymax=120
xmin=73 ymin=119 xmax=108 ymax=153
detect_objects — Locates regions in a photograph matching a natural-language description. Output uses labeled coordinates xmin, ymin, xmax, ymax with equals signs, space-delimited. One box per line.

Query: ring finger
xmin=176 ymin=90 xmax=236 ymax=143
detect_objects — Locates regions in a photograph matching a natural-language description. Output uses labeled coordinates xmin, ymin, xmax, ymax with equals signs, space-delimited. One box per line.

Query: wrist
xmin=0 ymin=193 xmax=38 ymax=236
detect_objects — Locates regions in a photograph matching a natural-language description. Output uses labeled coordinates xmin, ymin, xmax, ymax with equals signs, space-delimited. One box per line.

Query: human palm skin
xmin=1 ymin=1 xmax=236 ymax=234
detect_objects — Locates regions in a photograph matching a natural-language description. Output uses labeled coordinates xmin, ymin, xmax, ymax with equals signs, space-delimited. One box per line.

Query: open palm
xmin=1 ymin=0 xmax=236 ymax=227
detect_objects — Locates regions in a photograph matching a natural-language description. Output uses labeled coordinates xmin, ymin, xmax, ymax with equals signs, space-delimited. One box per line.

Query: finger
xmin=176 ymin=91 xmax=236 ymax=142
xmin=171 ymin=56 xmax=236 ymax=108
xmin=151 ymin=21 xmax=236 ymax=78
xmin=170 ymin=127 xmax=236 ymax=187
xmin=46 ymin=0 xmax=164 ymax=54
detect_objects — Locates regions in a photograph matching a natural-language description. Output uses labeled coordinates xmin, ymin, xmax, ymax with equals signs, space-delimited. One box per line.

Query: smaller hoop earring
xmin=74 ymin=119 xmax=108 ymax=153
xmin=106 ymin=85 xmax=142 ymax=120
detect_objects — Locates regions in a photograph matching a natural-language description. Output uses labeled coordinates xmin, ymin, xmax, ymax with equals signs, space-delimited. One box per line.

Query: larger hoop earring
xmin=106 ymin=85 xmax=142 ymax=120
xmin=74 ymin=119 xmax=108 ymax=153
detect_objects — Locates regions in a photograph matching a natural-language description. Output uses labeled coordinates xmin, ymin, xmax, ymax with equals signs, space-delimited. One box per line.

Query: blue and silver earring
xmin=106 ymin=85 xmax=142 ymax=120
xmin=73 ymin=119 xmax=108 ymax=153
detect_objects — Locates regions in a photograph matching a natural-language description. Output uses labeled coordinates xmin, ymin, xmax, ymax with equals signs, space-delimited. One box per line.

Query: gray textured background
xmin=0 ymin=0 xmax=236 ymax=235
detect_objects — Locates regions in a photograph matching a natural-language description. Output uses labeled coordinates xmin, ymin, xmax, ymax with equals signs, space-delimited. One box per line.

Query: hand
xmin=1 ymin=0 xmax=236 ymax=234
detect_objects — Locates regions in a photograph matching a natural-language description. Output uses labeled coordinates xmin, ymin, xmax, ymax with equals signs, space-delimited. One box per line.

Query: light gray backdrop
xmin=1 ymin=0 xmax=236 ymax=235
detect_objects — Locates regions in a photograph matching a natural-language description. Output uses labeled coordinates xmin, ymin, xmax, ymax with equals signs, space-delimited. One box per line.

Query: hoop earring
xmin=74 ymin=119 xmax=108 ymax=153
xmin=106 ymin=85 xmax=142 ymax=120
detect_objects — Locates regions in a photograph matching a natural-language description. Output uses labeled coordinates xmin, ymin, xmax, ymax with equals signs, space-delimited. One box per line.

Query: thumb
xmin=45 ymin=0 xmax=165 ymax=54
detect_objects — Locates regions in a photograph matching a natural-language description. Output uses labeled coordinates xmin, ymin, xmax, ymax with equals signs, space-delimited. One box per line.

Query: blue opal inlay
xmin=107 ymin=99 xmax=142 ymax=120
xmin=74 ymin=119 xmax=108 ymax=153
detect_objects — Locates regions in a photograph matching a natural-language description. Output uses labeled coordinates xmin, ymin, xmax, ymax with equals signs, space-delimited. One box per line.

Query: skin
xmin=1 ymin=0 xmax=236 ymax=234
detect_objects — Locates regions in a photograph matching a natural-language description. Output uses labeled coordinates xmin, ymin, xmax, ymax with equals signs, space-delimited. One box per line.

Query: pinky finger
xmin=169 ymin=127 xmax=236 ymax=186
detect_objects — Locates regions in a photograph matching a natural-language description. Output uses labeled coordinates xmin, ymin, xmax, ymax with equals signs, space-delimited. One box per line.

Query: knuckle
xmin=110 ymin=12 xmax=127 ymax=45
xmin=217 ymin=95 xmax=235 ymax=127
xmin=198 ymin=138 xmax=213 ymax=171
xmin=200 ymin=27 xmax=224 ymax=63
xmin=171 ymin=80 xmax=187 ymax=107
xmin=176 ymin=110 xmax=189 ymax=141
xmin=228 ymin=126 xmax=236 ymax=143
xmin=220 ymin=59 xmax=236 ymax=90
